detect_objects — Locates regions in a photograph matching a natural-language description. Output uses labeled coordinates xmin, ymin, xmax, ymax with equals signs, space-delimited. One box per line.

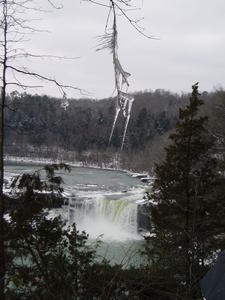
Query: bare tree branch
xmin=47 ymin=0 xmax=63 ymax=9
xmin=6 ymin=65 xmax=88 ymax=96
xmin=6 ymin=82 xmax=43 ymax=88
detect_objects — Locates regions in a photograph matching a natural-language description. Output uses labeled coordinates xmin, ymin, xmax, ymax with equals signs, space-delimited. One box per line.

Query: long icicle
xmin=121 ymin=95 xmax=134 ymax=150
xmin=98 ymin=1 xmax=134 ymax=149
xmin=110 ymin=2 xmax=133 ymax=148
xmin=109 ymin=105 xmax=120 ymax=144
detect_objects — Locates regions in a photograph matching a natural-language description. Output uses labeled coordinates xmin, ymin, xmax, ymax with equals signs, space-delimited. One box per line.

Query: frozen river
xmin=5 ymin=161 xmax=148 ymax=266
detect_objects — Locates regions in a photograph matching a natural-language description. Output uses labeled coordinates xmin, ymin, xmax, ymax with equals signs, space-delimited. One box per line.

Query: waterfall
xmin=67 ymin=196 xmax=140 ymax=241
xmin=5 ymin=162 xmax=147 ymax=247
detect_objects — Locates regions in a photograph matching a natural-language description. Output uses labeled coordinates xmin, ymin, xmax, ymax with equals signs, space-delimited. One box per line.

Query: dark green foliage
xmin=8 ymin=164 xmax=70 ymax=211
xmin=6 ymin=216 xmax=100 ymax=299
xmin=4 ymin=164 xmax=102 ymax=299
xmin=145 ymin=84 xmax=225 ymax=299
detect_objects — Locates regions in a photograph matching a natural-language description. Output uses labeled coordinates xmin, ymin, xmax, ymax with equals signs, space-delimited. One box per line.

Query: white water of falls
xmin=67 ymin=196 xmax=141 ymax=241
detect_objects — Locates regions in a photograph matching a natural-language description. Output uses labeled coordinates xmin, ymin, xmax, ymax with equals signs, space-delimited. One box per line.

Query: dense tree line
xmin=5 ymin=89 xmax=225 ymax=171
xmin=4 ymin=90 xmax=184 ymax=150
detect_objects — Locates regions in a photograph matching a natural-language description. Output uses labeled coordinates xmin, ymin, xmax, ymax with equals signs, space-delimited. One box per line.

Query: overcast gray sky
xmin=9 ymin=0 xmax=225 ymax=99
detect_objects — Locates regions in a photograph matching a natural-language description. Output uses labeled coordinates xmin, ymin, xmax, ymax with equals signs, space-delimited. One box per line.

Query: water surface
xmin=5 ymin=161 xmax=147 ymax=266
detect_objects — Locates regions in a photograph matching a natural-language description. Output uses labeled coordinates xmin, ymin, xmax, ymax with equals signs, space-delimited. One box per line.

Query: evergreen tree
xmin=4 ymin=164 xmax=99 ymax=299
xmin=146 ymin=83 xmax=225 ymax=300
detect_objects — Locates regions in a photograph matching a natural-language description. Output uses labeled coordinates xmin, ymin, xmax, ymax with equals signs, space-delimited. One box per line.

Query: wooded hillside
xmin=5 ymin=89 xmax=225 ymax=171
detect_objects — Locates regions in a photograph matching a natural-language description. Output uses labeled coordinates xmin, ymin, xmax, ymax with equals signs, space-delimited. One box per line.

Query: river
xmin=5 ymin=161 xmax=148 ymax=266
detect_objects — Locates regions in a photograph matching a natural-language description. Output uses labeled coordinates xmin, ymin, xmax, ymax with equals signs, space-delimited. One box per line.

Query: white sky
xmin=7 ymin=0 xmax=225 ymax=99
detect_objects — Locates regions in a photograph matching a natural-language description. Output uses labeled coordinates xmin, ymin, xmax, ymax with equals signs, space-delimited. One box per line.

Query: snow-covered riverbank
xmin=4 ymin=155 xmax=154 ymax=184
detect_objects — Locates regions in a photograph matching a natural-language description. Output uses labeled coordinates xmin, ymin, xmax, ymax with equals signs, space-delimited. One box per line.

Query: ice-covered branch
xmin=96 ymin=1 xmax=135 ymax=149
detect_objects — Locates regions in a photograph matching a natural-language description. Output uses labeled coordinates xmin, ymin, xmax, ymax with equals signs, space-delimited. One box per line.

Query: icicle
xmin=121 ymin=95 xmax=134 ymax=150
xmin=61 ymin=93 xmax=69 ymax=111
xmin=119 ymin=96 xmax=128 ymax=117
xmin=109 ymin=105 xmax=120 ymax=145
xmin=97 ymin=3 xmax=135 ymax=149
xmin=118 ymin=91 xmax=134 ymax=117
xmin=121 ymin=114 xmax=130 ymax=150
xmin=127 ymin=95 xmax=135 ymax=115
xmin=114 ymin=58 xmax=130 ymax=90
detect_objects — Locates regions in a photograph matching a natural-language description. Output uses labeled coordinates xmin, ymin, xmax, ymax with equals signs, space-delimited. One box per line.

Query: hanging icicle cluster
xmin=60 ymin=92 xmax=69 ymax=111
xmin=97 ymin=1 xmax=134 ymax=150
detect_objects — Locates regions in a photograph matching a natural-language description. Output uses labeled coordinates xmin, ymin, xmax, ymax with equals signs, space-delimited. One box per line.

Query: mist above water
xmin=68 ymin=197 xmax=142 ymax=241
xmin=5 ymin=162 xmax=146 ymax=240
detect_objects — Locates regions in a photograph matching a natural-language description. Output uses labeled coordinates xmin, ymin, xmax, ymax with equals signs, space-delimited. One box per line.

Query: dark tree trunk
xmin=0 ymin=84 xmax=6 ymax=300
xmin=0 ymin=1 xmax=7 ymax=298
